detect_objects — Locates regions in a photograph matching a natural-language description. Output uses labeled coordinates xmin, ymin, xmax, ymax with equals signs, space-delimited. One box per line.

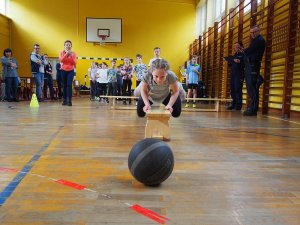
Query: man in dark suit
xmin=242 ymin=25 xmax=266 ymax=116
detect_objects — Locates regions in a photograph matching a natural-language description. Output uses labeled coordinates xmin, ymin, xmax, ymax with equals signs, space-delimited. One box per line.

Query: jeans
xmin=244 ymin=62 xmax=261 ymax=113
xmin=5 ymin=77 xmax=19 ymax=100
xmin=61 ymin=70 xmax=75 ymax=103
xmin=33 ymin=72 xmax=44 ymax=99
xmin=137 ymin=93 xmax=182 ymax=118
xmin=90 ymin=80 xmax=96 ymax=99
xmin=1 ymin=82 xmax=6 ymax=99
xmin=107 ymin=82 xmax=117 ymax=96
xmin=123 ymin=79 xmax=132 ymax=102
xmin=43 ymin=74 xmax=54 ymax=98
xmin=230 ymin=70 xmax=244 ymax=109
xmin=56 ymin=72 xmax=63 ymax=98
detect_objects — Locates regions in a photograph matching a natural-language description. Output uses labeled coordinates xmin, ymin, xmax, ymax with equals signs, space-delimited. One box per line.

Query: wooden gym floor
xmin=0 ymin=98 xmax=300 ymax=225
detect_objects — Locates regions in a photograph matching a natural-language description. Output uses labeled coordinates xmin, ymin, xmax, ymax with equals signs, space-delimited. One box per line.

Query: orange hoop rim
xmin=98 ymin=35 xmax=107 ymax=41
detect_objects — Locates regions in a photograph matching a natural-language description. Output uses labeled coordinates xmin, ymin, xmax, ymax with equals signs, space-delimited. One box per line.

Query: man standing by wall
xmin=242 ymin=25 xmax=266 ymax=116
xmin=30 ymin=44 xmax=47 ymax=102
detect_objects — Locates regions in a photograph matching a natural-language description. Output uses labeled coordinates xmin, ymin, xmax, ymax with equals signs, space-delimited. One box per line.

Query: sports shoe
xmin=185 ymin=104 xmax=189 ymax=108
xmin=68 ymin=102 xmax=72 ymax=106
xmin=192 ymin=104 xmax=196 ymax=108
xmin=226 ymin=105 xmax=235 ymax=110
xmin=243 ymin=110 xmax=257 ymax=116
xmin=62 ymin=101 xmax=67 ymax=106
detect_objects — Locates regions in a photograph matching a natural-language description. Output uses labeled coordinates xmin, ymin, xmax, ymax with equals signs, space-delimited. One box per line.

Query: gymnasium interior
xmin=0 ymin=0 xmax=300 ymax=224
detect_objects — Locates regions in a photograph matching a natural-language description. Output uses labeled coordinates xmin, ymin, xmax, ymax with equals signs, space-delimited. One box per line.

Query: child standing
xmin=116 ymin=65 xmax=123 ymax=97
xmin=185 ymin=55 xmax=201 ymax=108
xmin=137 ymin=59 xmax=181 ymax=118
xmin=88 ymin=61 xmax=98 ymax=101
xmin=96 ymin=62 xmax=108 ymax=102
xmin=107 ymin=60 xmax=118 ymax=99
xmin=132 ymin=54 xmax=148 ymax=87
xmin=121 ymin=57 xmax=133 ymax=104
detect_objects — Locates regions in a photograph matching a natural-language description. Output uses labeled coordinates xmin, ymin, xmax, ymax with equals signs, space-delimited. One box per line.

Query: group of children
xmin=86 ymin=47 xmax=201 ymax=118
xmin=88 ymin=48 xmax=159 ymax=105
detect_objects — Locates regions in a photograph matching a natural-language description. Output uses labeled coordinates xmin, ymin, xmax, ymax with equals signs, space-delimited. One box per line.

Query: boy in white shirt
xmin=96 ymin=62 xmax=108 ymax=102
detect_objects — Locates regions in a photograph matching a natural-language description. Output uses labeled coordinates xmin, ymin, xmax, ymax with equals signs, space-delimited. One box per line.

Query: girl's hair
xmin=64 ymin=40 xmax=72 ymax=46
xmin=3 ymin=48 xmax=12 ymax=56
xmin=150 ymin=59 xmax=170 ymax=71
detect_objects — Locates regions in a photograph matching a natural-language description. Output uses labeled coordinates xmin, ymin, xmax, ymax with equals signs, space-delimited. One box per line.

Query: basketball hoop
xmin=98 ymin=35 xmax=107 ymax=41
xmin=97 ymin=35 xmax=107 ymax=46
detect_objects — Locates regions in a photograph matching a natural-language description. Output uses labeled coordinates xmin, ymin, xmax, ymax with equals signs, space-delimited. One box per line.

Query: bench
xmin=99 ymin=95 xmax=138 ymax=110
xmin=100 ymin=96 xmax=232 ymax=112
xmin=80 ymin=90 xmax=90 ymax=95
xmin=183 ymin=97 xmax=232 ymax=112
xmin=145 ymin=107 xmax=171 ymax=141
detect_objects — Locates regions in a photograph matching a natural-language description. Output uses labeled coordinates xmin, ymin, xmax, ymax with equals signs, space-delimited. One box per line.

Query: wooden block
xmin=145 ymin=108 xmax=171 ymax=141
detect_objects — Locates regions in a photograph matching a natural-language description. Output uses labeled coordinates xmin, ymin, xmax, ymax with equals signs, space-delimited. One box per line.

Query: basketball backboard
xmin=86 ymin=18 xmax=122 ymax=43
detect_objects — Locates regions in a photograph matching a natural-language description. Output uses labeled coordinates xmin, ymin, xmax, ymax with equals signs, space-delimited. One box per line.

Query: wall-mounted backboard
xmin=86 ymin=18 xmax=122 ymax=43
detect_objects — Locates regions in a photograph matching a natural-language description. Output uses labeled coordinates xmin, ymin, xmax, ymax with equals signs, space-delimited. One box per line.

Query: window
xmin=236 ymin=0 xmax=262 ymax=13
xmin=215 ymin=0 xmax=226 ymax=21
xmin=0 ymin=0 xmax=8 ymax=16
xmin=196 ymin=3 xmax=207 ymax=37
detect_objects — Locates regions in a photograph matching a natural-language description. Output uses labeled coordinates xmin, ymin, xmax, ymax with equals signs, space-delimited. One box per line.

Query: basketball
xmin=128 ymin=138 xmax=174 ymax=186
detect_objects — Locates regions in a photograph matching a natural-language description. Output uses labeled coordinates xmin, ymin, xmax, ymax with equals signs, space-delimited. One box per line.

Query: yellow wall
xmin=0 ymin=13 xmax=11 ymax=76
xmin=8 ymin=0 xmax=195 ymax=86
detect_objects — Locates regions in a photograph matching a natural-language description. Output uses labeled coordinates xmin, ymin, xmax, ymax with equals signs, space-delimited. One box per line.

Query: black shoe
xmin=235 ymin=107 xmax=241 ymax=111
xmin=38 ymin=98 xmax=44 ymax=102
xmin=7 ymin=99 xmax=13 ymax=102
xmin=68 ymin=102 xmax=72 ymax=106
xmin=243 ymin=110 xmax=257 ymax=116
xmin=12 ymin=98 xmax=19 ymax=102
xmin=226 ymin=105 xmax=235 ymax=110
xmin=106 ymin=98 xmax=109 ymax=103
xmin=51 ymin=97 xmax=57 ymax=100
xmin=256 ymin=74 xmax=264 ymax=89
xmin=62 ymin=101 xmax=67 ymax=105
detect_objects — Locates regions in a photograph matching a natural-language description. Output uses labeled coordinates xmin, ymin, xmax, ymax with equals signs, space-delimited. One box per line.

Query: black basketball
xmin=128 ymin=138 xmax=174 ymax=186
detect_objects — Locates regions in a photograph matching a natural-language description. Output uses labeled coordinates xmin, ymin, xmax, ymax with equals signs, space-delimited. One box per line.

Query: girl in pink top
xmin=59 ymin=40 xmax=77 ymax=106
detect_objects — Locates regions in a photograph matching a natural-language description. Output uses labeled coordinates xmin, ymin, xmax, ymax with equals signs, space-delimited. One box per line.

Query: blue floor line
xmin=0 ymin=127 xmax=63 ymax=206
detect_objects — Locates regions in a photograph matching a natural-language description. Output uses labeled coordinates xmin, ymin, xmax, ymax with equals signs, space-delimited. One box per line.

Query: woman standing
xmin=59 ymin=40 xmax=77 ymax=106
xmin=1 ymin=48 xmax=19 ymax=102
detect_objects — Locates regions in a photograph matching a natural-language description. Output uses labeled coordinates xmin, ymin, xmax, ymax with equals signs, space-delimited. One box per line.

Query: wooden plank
xmin=262 ymin=0 xmax=275 ymax=115
xmin=226 ymin=8 xmax=235 ymax=100
xmin=145 ymin=107 xmax=171 ymax=140
xmin=282 ymin=0 xmax=298 ymax=118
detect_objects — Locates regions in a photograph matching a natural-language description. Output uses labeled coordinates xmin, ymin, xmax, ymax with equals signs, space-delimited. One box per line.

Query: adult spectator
xmin=1 ymin=48 xmax=19 ymax=102
xmin=242 ymin=25 xmax=265 ymax=116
